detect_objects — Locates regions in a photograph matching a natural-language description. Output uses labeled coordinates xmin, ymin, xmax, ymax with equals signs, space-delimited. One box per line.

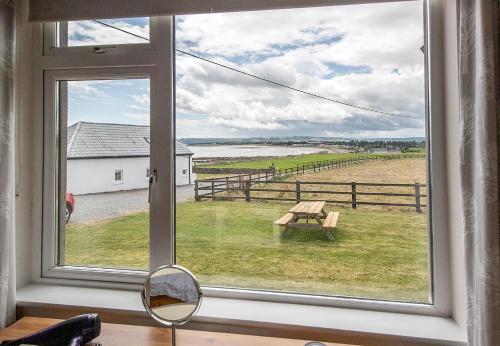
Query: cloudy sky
xmin=67 ymin=0 xmax=425 ymax=139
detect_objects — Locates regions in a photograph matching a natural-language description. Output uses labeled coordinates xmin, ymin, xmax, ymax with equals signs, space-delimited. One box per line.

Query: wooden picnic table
xmin=289 ymin=201 xmax=327 ymax=222
xmin=274 ymin=201 xmax=339 ymax=240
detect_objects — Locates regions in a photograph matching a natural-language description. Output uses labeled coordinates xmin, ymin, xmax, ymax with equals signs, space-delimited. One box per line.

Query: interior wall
xmin=12 ymin=0 xmax=467 ymax=341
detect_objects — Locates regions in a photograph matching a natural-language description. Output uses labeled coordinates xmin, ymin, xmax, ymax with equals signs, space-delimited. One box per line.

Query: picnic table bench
xmin=274 ymin=201 xmax=339 ymax=240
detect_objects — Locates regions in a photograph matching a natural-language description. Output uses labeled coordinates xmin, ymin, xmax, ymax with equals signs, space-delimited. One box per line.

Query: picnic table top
xmin=289 ymin=201 xmax=326 ymax=215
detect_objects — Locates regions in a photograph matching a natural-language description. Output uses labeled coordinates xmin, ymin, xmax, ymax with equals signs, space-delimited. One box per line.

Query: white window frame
xmin=42 ymin=17 xmax=157 ymax=56
xmin=36 ymin=0 xmax=452 ymax=318
xmin=39 ymin=17 xmax=174 ymax=283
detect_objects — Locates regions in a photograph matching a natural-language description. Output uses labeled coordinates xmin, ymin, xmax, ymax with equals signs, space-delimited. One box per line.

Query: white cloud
xmin=125 ymin=113 xmax=149 ymax=124
xmin=128 ymin=104 xmax=149 ymax=111
xmin=67 ymin=3 xmax=426 ymax=138
xmin=69 ymin=80 xmax=109 ymax=96
xmin=175 ymin=1 xmax=425 ymax=138
xmin=68 ymin=19 xmax=149 ymax=46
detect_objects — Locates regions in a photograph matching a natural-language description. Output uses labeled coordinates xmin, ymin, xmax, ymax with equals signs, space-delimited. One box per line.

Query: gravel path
xmin=175 ymin=184 xmax=196 ymax=203
xmin=69 ymin=185 xmax=195 ymax=223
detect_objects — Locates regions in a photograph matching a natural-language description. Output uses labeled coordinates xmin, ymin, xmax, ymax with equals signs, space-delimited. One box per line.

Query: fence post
xmin=297 ymin=164 xmax=299 ymax=175
xmin=266 ymin=171 xmax=268 ymax=181
xmin=415 ymin=183 xmax=421 ymax=212
xmin=302 ymin=164 xmax=305 ymax=174
xmin=226 ymin=176 xmax=229 ymax=189
xmin=272 ymin=169 xmax=275 ymax=180
xmin=296 ymin=180 xmax=301 ymax=204
xmin=245 ymin=181 xmax=251 ymax=202
xmin=313 ymin=164 xmax=316 ymax=172
xmin=195 ymin=180 xmax=200 ymax=201
xmin=211 ymin=181 xmax=215 ymax=196
xmin=351 ymin=182 xmax=357 ymax=209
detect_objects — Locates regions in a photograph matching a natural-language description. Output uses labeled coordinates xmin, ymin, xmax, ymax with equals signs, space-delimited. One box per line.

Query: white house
xmin=67 ymin=122 xmax=194 ymax=195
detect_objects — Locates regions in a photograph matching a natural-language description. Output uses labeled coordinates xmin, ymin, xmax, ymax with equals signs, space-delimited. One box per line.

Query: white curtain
xmin=0 ymin=0 xmax=16 ymax=329
xmin=459 ymin=0 xmax=500 ymax=345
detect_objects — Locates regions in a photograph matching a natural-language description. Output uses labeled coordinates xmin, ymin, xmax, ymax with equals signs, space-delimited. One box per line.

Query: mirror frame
xmin=141 ymin=264 xmax=203 ymax=326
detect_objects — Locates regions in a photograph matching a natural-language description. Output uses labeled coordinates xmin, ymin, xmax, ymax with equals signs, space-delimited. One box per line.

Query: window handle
xmin=93 ymin=45 xmax=118 ymax=54
xmin=148 ymin=169 xmax=157 ymax=203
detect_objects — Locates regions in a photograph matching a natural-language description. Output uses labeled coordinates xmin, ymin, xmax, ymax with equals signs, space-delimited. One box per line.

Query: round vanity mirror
xmin=142 ymin=265 xmax=202 ymax=330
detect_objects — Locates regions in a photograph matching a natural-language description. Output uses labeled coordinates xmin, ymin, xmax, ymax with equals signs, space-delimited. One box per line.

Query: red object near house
xmin=66 ymin=192 xmax=75 ymax=222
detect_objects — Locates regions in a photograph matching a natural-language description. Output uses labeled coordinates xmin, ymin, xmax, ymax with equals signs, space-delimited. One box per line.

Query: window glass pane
xmin=114 ymin=170 xmax=123 ymax=182
xmin=60 ymin=78 xmax=150 ymax=271
xmin=58 ymin=18 xmax=150 ymax=47
xmin=175 ymin=1 xmax=430 ymax=302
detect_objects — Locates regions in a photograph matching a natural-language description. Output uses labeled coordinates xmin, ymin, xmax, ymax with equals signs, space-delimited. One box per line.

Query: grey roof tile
xmin=67 ymin=122 xmax=192 ymax=158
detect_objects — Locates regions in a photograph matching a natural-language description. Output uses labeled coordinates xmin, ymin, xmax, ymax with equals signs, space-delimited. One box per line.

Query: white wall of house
xmin=67 ymin=157 xmax=150 ymax=195
xmin=176 ymin=155 xmax=194 ymax=186
xmin=68 ymin=155 xmax=193 ymax=195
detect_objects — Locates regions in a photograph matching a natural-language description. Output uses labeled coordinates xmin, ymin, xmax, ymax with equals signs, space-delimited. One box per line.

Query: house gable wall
xmin=68 ymin=156 xmax=193 ymax=195
xmin=67 ymin=157 xmax=150 ymax=195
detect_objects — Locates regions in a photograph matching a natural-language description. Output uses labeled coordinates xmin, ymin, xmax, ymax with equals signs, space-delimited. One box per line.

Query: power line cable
xmin=92 ymin=20 xmax=150 ymax=41
xmin=91 ymin=19 xmax=422 ymax=119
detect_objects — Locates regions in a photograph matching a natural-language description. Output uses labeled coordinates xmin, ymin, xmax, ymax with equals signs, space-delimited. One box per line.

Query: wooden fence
xmin=196 ymin=153 xmax=424 ymax=185
xmin=194 ymin=180 xmax=427 ymax=213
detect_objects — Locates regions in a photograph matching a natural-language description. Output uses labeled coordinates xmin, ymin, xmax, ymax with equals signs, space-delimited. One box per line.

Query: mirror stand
xmin=171 ymin=324 xmax=176 ymax=346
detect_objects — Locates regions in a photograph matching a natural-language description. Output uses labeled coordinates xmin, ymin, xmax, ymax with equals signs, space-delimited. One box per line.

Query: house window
xmin=39 ymin=0 xmax=452 ymax=316
xmin=114 ymin=169 xmax=123 ymax=182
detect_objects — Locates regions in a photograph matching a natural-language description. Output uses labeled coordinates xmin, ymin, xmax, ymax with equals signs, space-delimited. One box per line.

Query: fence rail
xmin=195 ymin=179 xmax=427 ymax=212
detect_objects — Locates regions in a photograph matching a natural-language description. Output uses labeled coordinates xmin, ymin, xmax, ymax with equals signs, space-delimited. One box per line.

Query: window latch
xmin=93 ymin=45 xmax=118 ymax=54
xmin=148 ymin=169 xmax=157 ymax=203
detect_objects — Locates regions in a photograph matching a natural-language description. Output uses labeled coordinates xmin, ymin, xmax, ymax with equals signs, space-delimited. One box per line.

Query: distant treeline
xmin=341 ymin=140 xmax=426 ymax=152
xmin=180 ymin=137 xmax=425 ymax=154
xmin=181 ymin=137 xmax=425 ymax=146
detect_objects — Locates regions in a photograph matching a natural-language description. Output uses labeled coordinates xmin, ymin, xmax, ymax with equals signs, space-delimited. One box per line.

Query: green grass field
xmin=65 ymin=200 xmax=429 ymax=302
xmin=203 ymin=152 xmax=424 ymax=170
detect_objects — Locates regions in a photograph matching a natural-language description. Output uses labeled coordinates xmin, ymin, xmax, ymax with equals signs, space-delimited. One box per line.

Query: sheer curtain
xmin=0 ymin=0 xmax=16 ymax=329
xmin=459 ymin=0 xmax=500 ymax=345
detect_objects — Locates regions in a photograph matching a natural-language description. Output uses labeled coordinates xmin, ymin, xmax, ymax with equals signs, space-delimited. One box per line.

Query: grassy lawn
xmin=66 ymin=200 xmax=429 ymax=302
xmin=65 ymin=212 xmax=150 ymax=270
xmin=204 ymin=152 xmax=424 ymax=170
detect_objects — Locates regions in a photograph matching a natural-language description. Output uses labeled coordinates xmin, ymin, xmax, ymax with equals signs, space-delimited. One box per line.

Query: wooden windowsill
xmin=0 ymin=317 xmax=353 ymax=346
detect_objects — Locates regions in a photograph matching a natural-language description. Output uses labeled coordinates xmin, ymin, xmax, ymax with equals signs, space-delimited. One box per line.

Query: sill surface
xmin=16 ymin=284 xmax=466 ymax=345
